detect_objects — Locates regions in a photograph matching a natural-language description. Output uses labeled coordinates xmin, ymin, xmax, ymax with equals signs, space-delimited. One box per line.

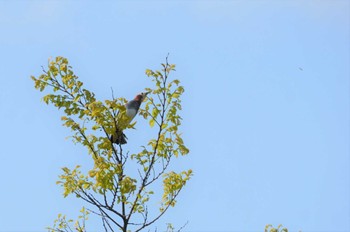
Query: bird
xmin=111 ymin=91 xmax=150 ymax=144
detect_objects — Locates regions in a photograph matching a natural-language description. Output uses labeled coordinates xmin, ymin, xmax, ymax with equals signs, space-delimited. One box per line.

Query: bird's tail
xmin=111 ymin=128 xmax=127 ymax=145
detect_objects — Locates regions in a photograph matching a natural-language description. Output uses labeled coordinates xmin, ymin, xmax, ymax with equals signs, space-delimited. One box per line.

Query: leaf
xmin=149 ymin=119 xmax=155 ymax=128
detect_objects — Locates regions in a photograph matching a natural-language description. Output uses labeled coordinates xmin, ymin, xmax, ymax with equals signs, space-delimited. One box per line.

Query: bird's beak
xmin=141 ymin=91 xmax=151 ymax=101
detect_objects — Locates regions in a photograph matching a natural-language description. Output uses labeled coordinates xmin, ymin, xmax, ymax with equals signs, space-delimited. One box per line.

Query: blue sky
xmin=0 ymin=1 xmax=349 ymax=231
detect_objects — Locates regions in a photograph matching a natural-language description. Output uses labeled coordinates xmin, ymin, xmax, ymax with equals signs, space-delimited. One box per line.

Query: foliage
xmin=32 ymin=56 xmax=192 ymax=232
xmin=265 ymin=224 xmax=288 ymax=232
xmin=48 ymin=207 xmax=89 ymax=232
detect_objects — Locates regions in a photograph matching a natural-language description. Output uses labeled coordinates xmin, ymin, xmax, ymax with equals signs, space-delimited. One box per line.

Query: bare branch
xmin=134 ymin=187 xmax=183 ymax=232
xmin=176 ymin=221 xmax=189 ymax=232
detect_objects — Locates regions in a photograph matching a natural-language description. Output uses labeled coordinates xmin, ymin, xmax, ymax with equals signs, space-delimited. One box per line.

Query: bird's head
xmin=134 ymin=91 xmax=151 ymax=102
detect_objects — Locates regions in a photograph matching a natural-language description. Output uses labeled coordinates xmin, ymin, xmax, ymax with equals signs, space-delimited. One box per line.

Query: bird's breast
xmin=126 ymin=108 xmax=137 ymax=119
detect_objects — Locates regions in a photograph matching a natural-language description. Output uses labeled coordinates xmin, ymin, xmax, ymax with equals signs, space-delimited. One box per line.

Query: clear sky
xmin=0 ymin=1 xmax=349 ymax=232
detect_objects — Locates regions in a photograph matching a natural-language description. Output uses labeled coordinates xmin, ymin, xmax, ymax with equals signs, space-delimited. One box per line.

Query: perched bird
xmin=111 ymin=91 xmax=150 ymax=144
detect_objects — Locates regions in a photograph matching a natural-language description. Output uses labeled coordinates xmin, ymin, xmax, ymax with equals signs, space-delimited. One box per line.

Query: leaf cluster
xmin=265 ymin=224 xmax=289 ymax=232
xmin=47 ymin=207 xmax=89 ymax=232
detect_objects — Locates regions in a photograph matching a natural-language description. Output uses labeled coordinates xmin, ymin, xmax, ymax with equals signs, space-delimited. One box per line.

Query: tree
xmin=32 ymin=56 xmax=192 ymax=232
